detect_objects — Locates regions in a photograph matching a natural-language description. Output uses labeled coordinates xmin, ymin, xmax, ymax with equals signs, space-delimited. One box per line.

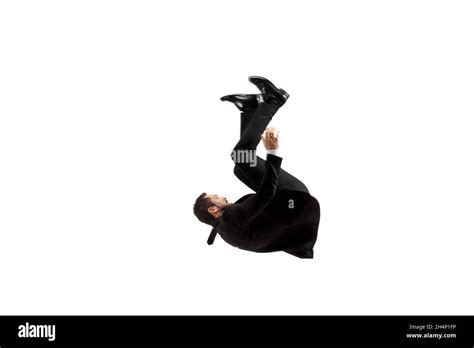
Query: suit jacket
xmin=207 ymin=154 xmax=320 ymax=259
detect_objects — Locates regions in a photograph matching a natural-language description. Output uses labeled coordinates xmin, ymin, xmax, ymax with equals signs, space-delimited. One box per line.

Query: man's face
xmin=205 ymin=193 xmax=230 ymax=209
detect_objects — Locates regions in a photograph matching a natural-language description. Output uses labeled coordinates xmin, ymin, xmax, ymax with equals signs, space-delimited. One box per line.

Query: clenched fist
xmin=261 ymin=127 xmax=279 ymax=150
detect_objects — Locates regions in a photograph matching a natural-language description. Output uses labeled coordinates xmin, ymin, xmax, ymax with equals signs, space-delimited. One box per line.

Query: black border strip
xmin=0 ymin=316 xmax=473 ymax=346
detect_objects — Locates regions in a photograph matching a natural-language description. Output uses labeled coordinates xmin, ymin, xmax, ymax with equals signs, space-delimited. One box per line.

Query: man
xmin=193 ymin=76 xmax=320 ymax=258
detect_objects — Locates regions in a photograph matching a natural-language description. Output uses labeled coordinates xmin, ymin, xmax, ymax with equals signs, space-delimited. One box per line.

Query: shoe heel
xmin=279 ymin=88 xmax=290 ymax=100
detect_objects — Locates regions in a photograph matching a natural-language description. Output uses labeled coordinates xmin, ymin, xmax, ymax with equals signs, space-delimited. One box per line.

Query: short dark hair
xmin=193 ymin=192 xmax=215 ymax=225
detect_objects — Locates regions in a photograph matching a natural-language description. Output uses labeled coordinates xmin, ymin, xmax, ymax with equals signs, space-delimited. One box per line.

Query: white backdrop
xmin=1 ymin=0 xmax=473 ymax=315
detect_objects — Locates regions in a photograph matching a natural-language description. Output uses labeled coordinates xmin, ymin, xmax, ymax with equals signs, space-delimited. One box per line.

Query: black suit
xmin=207 ymin=99 xmax=320 ymax=258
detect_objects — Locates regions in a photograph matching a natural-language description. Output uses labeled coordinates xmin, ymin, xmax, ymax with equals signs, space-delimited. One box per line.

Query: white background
xmin=1 ymin=0 xmax=473 ymax=315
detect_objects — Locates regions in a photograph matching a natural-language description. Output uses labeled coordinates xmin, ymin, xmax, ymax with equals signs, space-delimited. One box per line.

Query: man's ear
xmin=208 ymin=206 xmax=218 ymax=216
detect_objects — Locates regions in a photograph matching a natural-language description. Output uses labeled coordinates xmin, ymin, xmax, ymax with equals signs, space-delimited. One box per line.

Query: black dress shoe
xmin=248 ymin=76 xmax=289 ymax=107
xmin=220 ymin=93 xmax=259 ymax=112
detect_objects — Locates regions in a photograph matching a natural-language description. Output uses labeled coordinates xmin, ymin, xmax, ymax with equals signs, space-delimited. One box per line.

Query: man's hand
xmin=261 ymin=127 xmax=279 ymax=150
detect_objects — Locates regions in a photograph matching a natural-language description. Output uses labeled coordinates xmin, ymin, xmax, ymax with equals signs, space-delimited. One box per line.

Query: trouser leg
xmin=232 ymin=100 xmax=279 ymax=152
xmin=232 ymin=100 xmax=309 ymax=194
xmin=239 ymin=106 xmax=257 ymax=137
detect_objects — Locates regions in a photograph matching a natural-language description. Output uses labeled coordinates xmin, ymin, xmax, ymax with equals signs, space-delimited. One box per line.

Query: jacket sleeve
xmin=225 ymin=154 xmax=282 ymax=227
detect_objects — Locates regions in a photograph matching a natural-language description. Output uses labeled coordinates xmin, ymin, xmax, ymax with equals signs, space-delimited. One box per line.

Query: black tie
xmin=207 ymin=228 xmax=218 ymax=245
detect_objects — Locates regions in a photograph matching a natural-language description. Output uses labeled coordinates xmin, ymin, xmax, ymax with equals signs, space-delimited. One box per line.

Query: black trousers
xmin=232 ymin=100 xmax=309 ymax=194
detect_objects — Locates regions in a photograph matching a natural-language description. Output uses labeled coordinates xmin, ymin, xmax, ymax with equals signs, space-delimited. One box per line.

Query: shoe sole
xmin=220 ymin=94 xmax=246 ymax=101
xmin=220 ymin=94 xmax=259 ymax=102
